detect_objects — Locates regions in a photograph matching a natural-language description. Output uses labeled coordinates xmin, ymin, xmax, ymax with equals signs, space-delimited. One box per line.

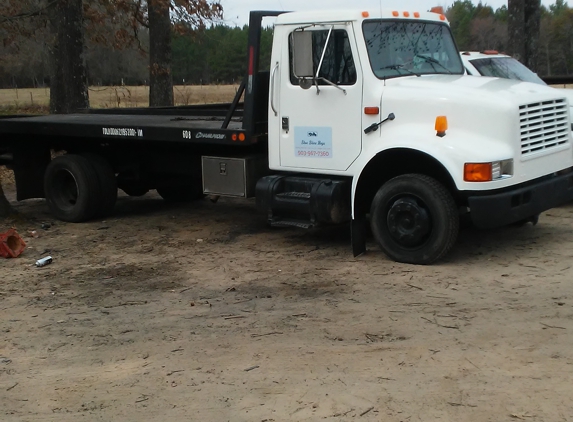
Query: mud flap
xmin=351 ymin=216 xmax=366 ymax=257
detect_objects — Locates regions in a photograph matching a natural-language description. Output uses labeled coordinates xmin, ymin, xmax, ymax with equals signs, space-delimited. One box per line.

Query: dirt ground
xmin=1 ymin=175 xmax=573 ymax=422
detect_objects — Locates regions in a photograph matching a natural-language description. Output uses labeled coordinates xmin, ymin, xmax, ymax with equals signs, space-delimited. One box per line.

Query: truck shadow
xmin=10 ymin=191 xmax=573 ymax=267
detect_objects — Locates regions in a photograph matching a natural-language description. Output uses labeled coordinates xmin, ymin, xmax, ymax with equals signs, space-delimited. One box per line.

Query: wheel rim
xmin=386 ymin=196 xmax=431 ymax=248
xmin=51 ymin=169 xmax=79 ymax=210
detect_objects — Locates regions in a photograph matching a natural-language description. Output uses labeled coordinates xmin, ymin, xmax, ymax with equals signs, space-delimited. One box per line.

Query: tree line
xmin=0 ymin=6 xmax=271 ymax=91
xmin=2 ymin=1 xmax=573 ymax=94
xmin=0 ymin=23 xmax=273 ymax=89
xmin=0 ymin=0 xmax=223 ymax=112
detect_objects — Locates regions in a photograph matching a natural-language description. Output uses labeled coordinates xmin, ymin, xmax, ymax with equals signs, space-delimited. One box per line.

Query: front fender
xmin=350 ymin=123 xmax=515 ymax=217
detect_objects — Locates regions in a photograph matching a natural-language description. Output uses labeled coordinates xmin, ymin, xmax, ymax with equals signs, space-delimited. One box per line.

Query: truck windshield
xmin=469 ymin=57 xmax=546 ymax=85
xmin=363 ymin=20 xmax=463 ymax=79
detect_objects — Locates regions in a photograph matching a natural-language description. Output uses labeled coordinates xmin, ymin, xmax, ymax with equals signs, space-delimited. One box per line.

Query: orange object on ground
xmin=0 ymin=229 xmax=26 ymax=258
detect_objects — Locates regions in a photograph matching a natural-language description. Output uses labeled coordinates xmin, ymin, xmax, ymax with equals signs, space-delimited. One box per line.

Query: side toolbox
xmin=202 ymin=155 xmax=269 ymax=197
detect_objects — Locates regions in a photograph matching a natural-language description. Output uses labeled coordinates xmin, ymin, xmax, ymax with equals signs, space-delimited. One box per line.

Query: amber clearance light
xmin=435 ymin=116 xmax=448 ymax=137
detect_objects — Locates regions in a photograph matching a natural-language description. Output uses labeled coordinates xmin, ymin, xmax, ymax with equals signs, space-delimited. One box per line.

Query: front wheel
xmin=370 ymin=174 xmax=459 ymax=265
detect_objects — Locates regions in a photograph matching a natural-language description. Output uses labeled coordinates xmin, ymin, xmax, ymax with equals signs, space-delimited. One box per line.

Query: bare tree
xmin=148 ymin=0 xmax=174 ymax=106
xmin=0 ymin=1 xmax=90 ymax=113
xmin=100 ymin=0 xmax=223 ymax=107
xmin=471 ymin=16 xmax=507 ymax=52
xmin=48 ymin=0 xmax=89 ymax=113
xmin=508 ymin=0 xmax=525 ymax=61
xmin=524 ymin=0 xmax=541 ymax=72
xmin=508 ymin=0 xmax=541 ymax=72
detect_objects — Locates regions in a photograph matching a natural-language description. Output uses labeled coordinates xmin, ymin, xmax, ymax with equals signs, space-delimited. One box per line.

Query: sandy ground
xmin=1 ymin=177 xmax=573 ymax=422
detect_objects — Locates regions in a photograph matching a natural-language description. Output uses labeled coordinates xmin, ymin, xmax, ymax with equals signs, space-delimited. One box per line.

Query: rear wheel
xmin=370 ymin=174 xmax=459 ymax=265
xmin=80 ymin=153 xmax=117 ymax=217
xmin=44 ymin=154 xmax=101 ymax=222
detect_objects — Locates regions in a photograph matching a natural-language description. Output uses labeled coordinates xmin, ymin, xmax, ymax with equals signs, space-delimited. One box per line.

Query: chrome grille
xmin=520 ymin=98 xmax=569 ymax=157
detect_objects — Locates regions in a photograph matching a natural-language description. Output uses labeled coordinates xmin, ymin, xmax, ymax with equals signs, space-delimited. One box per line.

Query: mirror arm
xmin=315 ymin=26 xmax=334 ymax=80
xmin=315 ymin=77 xmax=346 ymax=94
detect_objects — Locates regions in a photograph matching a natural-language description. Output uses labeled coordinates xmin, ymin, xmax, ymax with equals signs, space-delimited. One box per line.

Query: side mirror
xmin=292 ymin=31 xmax=313 ymax=88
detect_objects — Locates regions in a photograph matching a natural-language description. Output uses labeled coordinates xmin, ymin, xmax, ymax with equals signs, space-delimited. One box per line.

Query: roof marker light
xmin=362 ymin=11 xmax=369 ymax=17
xmin=403 ymin=11 xmax=410 ymax=17
xmin=440 ymin=14 xmax=446 ymax=21
xmin=414 ymin=12 xmax=420 ymax=18
xmin=392 ymin=11 xmax=399 ymax=17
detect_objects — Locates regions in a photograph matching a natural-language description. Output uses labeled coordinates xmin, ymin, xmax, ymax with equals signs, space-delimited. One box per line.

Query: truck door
xmin=277 ymin=25 xmax=362 ymax=171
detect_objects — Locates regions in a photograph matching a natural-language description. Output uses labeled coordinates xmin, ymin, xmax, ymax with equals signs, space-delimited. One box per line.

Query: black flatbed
xmin=0 ymin=110 xmax=249 ymax=146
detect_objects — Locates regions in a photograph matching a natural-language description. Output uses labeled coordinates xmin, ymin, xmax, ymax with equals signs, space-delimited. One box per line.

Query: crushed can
xmin=35 ymin=256 xmax=53 ymax=267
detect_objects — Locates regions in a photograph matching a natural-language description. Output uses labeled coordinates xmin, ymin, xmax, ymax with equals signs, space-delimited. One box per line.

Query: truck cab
xmin=257 ymin=9 xmax=573 ymax=263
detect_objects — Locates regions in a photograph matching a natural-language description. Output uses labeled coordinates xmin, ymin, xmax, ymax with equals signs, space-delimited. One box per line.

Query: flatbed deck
xmin=0 ymin=112 xmax=246 ymax=146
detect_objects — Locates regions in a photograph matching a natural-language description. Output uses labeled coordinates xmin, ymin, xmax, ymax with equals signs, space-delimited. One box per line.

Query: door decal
xmin=294 ymin=126 xmax=332 ymax=158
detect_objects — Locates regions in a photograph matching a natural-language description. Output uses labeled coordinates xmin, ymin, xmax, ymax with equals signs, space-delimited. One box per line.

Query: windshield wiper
xmin=414 ymin=54 xmax=453 ymax=74
xmin=378 ymin=64 xmax=420 ymax=77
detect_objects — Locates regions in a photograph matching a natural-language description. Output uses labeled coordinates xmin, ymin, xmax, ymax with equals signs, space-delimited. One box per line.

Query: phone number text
xmin=296 ymin=150 xmax=331 ymax=157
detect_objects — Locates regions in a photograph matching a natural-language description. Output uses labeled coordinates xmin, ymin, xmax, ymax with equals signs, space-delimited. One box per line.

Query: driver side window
xmin=289 ymin=29 xmax=357 ymax=86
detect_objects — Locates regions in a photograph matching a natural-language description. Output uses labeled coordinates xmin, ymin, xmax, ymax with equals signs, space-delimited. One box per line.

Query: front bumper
xmin=468 ymin=170 xmax=573 ymax=229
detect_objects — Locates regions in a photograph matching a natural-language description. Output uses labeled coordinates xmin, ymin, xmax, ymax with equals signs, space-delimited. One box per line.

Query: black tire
xmin=79 ymin=153 xmax=117 ymax=218
xmin=370 ymin=174 xmax=459 ymax=265
xmin=44 ymin=154 xmax=101 ymax=222
xmin=157 ymin=184 xmax=204 ymax=203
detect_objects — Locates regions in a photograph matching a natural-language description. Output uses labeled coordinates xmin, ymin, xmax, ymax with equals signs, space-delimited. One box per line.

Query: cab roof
xmin=275 ymin=9 xmax=449 ymax=26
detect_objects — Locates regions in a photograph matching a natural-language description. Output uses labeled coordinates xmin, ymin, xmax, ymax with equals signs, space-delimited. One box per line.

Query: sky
xmin=219 ymin=0 xmax=560 ymax=27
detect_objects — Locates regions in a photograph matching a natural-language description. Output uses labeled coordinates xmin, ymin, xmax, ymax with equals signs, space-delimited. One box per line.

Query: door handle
xmin=270 ymin=62 xmax=279 ymax=116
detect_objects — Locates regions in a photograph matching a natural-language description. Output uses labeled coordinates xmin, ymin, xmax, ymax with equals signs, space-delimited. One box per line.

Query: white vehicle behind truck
xmin=1 ymin=9 xmax=573 ymax=264
xmin=460 ymin=50 xmax=573 ymax=125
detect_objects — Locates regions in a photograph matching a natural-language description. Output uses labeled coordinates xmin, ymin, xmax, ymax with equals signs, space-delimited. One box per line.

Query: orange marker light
xmin=362 ymin=11 xmax=369 ymax=17
xmin=414 ymin=12 xmax=420 ymax=18
xmin=403 ymin=11 xmax=410 ymax=17
xmin=364 ymin=107 xmax=380 ymax=115
xmin=231 ymin=133 xmax=238 ymax=141
xmin=435 ymin=116 xmax=448 ymax=137
xmin=430 ymin=6 xmax=444 ymax=14
xmin=464 ymin=163 xmax=493 ymax=182
xmin=440 ymin=14 xmax=446 ymax=20
xmin=238 ymin=133 xmax=246 ymax=142
xmin=392 ymin=10 xmax=399 ymax=17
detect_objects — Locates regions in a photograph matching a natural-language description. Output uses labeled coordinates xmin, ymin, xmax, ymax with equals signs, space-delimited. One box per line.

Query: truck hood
xmin=380 ymin=74 xmax=571 ymax=161
xmin=384 ymin=74 xmax=565 ymax=107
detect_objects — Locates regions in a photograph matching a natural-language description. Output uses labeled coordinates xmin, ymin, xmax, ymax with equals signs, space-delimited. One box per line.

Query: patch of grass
xmin=0 ymin=104 xmax=49 ymax=115
xmin=0 ymin=85 xmax=242 ymax=111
